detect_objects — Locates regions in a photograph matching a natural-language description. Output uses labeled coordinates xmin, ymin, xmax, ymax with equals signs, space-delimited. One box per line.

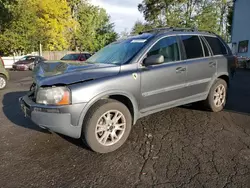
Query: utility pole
xmin=39 ymin=42 xmax=42 ymax=56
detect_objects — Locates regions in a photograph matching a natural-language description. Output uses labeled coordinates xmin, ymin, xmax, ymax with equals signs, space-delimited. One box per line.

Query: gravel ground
xmin=0 ymin=70 xmax=250 ymax=188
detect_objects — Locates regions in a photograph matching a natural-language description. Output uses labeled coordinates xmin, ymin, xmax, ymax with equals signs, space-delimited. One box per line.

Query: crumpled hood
xmin=33 ymin=61 xmax=121 ymax=86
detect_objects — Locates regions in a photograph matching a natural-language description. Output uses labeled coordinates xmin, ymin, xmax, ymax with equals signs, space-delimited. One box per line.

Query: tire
xmin=0 ymin=75 xmax=7 ymax=90
xmin=204 ymin=78 xmax=227 ymax=112
xmin=82 ymin=99 xmax=132 ymax=153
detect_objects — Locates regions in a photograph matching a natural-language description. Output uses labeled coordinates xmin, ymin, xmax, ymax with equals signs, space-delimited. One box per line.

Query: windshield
xmin=19 ymin=56 xmax=35 ymax=61
xmin=61 ymin=54 xmax=80 ymax=60
xmin=86 ymin=36 xmax=151 ymax=65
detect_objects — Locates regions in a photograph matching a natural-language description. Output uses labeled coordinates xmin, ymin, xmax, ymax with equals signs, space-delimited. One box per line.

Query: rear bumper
xmin=19 ymin=93 xmax=87 ymax=139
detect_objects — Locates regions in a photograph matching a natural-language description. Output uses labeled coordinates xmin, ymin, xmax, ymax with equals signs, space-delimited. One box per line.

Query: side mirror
xmin=143 ymin=54 xmax=164 ymax=66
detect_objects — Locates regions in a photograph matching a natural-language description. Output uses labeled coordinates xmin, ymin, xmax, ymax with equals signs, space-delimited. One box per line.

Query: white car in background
xmin=2 ymin=56 xmax=24 ymax=69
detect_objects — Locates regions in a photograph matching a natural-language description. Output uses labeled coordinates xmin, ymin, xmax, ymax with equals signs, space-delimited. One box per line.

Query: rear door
xmin=140 ymin=36 xmax=187 ymax=112
xmin=179 ymin=35 xmax=216 ymax=97
xmin=203 ymin=36 xmax=231 ymax=77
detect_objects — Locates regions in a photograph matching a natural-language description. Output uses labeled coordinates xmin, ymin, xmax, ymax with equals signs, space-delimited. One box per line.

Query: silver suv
xmin=20 ymin=28 xmax=235 ymax=153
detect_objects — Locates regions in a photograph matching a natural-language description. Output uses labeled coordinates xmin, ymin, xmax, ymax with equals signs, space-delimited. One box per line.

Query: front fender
xmin=77 ymin=90 xmax=140 ymax=128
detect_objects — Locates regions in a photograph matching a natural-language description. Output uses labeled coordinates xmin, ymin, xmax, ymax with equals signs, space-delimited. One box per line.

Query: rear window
xmin=85 ymin=54 xmax=91 ymax=59
xmin=61 ymin=54 xmax=80 ymax=60
xmin=204 ymin=36 xmax=227 ymax=55
xmin=180 ymin=35 xmax=204 ymax=59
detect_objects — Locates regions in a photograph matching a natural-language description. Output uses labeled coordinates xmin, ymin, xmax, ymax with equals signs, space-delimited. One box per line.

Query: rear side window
xmin=204 ymin=36 xmax=227 ymax=55
xmin=180 ymin=35 xmax=203 ymax=59
xmin=147 ymin=36 xmax=180 ymax=63
xmin=85 ymin=54 xmax=91 ymax=59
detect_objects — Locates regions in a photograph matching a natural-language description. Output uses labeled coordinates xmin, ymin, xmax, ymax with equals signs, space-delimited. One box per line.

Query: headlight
xmin=36 ymin=87 xmax=71 ymax=105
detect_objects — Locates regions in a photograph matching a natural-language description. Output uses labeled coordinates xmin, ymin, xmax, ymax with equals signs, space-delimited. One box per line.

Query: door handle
xmin=209 ymin=62 xmax=216 ymax=67
xmin=176 ymin=67 xmax=186 ymax=73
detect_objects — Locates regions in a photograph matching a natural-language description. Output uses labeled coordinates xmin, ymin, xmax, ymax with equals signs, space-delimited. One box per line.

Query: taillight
xmin=0 ymin=58 xmax=4 ymax=66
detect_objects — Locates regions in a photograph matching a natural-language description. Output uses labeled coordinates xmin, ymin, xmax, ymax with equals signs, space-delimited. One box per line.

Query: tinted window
xmin=238 ymin=40 xmax=248 ymax=53
xmin=201 ymin=38 xmax=210 ymax=57
xmin=147 ymin=36 xmax=180 ymax=63
xmin=85 ymin=54 xmax=91 ymax=59
xmin=61 ymin=54 xmax=80 ymax=60
xmin=181 ymin=35 xmax=203 ymax=59
xmin=204 ymin=36 xmax=227 ymax=55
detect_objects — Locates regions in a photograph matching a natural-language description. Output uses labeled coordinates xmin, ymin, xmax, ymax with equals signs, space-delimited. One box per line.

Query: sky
xmin=91 ymin=0 xmax=144 ymax=34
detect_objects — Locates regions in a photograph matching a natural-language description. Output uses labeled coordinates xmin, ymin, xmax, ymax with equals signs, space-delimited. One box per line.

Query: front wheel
xmin=204 ymin=78 xmax=227 ymax=112
xmin=82 ymin=99 xmax=132 ymax=153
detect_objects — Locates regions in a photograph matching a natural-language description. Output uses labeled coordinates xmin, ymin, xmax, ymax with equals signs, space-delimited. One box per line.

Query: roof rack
xmin=139 ymin=27 xmax=215 ymax=35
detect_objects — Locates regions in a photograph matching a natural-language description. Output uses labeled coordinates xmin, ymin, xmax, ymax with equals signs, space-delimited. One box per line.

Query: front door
xmin=140 ymin=36 xmax=187 ymax=112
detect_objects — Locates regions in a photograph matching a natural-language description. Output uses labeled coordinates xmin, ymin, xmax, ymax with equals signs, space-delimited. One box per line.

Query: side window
xmin=180 ymin=35 xmax=204 ymax=59
xmin=204 ymin=36 xmax=227 ymax=55
xmin=147 ymin=36 xmax=180 ymax=63
xmin=201 ymin=38 xmax=210 ymax=57
xmin=79 ymin=54 xmax=86 ymax=61
xmin=85 ymin=54 xmax=91 ymax=59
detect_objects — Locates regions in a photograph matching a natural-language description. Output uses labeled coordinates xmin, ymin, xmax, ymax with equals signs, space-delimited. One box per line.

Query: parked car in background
xmin=0 ymin=57 xmax=9 ymax=89
xmin=12 ymin=56 xmax=47 ymax=71
xmin=60 ymin=53 xmax=92 ymax=62
xmin=20 ymin=28 xmax=235 ymax=153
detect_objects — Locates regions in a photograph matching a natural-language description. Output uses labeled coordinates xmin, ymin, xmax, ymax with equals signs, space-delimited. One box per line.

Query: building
xmin=231 ymin=0 xmax=250 ymax=57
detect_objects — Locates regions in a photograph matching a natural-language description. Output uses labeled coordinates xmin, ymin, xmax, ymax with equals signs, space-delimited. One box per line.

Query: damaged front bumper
xmin=19 ymin=92 xmax=86 ymax=139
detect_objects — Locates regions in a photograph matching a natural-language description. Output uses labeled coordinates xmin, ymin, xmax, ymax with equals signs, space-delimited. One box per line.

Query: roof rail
xmin=140 ymin=27 xmax=215 ymax=35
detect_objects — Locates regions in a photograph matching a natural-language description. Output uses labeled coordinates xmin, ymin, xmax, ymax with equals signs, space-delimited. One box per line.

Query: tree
xmin=137 ymin=0 xmax=233 ymax=36
xmin=131 ymin=20 xmax=153 ymax=35
xmin=31 ymin=0 xmax=76 ymax=51
xmin=0 ymin=0 xmax=117 ymax=55
xmin=75 ymin=3 xmax=117 ymax=52
xmin=227 ymin=2 xmax=233 ymax=40
xmin=0 ymin=0 xmax=77 ymax=54
xmin=0 ymin=0 xmax=17 ymax=32
xmin=0 ymin=0 xmax=37 ymax=55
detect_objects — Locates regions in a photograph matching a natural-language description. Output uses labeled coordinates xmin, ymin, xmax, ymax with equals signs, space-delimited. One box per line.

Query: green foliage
xmin=0 ymin=0 xmax=117 ymax=55
xmin=75 ymin=3 xmax=117 ymax=52
xmin=137 ymin=0 xmax=233 ymax=37
xmin=0 ymin=0 xmax=17 ymax=32
xmin=131 ymin=21 xmax=153 ymax=35
xmin=227 ymin=3 xmax=233 ymax=39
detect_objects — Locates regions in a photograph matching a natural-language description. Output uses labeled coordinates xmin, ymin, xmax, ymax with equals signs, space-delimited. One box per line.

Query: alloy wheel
xmin=95 ymin=110 xmax=126 ymax=146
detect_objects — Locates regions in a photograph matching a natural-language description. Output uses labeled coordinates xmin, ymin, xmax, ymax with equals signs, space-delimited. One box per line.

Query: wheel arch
xmin=0 ymin=73 xmax=7 ymax=79
xmin=77 ymin=91 xmax=139 ymax=128
xmin=206 ymin=73 xmax=229 ymax=95
xmin=217 ymin=74 xmax=229 ymax=87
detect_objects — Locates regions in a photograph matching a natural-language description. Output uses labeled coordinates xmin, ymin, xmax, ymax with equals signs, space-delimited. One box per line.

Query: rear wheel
xmin=82 ymin=99 xmax=132 ymax=153
xmin=0 ymin=75 xmax=7 ymax=90
xmin=204 ymin=78 xmax=227 ymax=112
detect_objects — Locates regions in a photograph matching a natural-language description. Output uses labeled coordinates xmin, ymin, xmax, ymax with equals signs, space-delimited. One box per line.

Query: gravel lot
xmin=0 ymin=70 xmax=250 ymax=188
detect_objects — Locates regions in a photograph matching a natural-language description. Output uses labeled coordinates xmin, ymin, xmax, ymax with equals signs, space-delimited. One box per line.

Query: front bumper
xmin=19 ymin=93 xmax=87 ymax=138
